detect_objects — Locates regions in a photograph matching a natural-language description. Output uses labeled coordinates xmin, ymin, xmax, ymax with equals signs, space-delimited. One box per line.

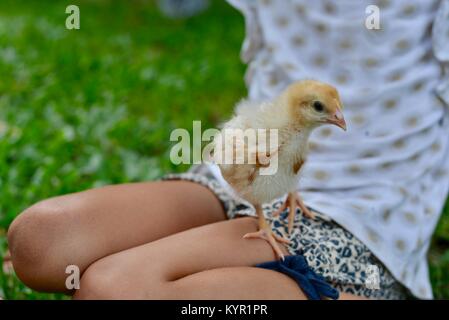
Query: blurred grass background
xmin=0 ymin=0 xmax=447 ymax=299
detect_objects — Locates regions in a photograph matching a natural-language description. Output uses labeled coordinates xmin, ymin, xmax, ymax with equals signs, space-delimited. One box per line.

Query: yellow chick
xmin=214 ymin=80 xmax=346 ymax=260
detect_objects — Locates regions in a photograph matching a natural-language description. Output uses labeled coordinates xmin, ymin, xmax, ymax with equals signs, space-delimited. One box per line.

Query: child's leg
xmin=71 ymin=217 xmax=282 ymax=299
xmin=164 ymin=267 xmax=365 ymax=300
xmin=73 ymin=216 xmax=365 ymax=299
xmin=7 ymin=180 xmax=226 ymax=292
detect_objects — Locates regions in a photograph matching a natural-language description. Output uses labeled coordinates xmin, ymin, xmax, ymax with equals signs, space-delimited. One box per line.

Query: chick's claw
xmin=243 ymin=227 xmax=289 ymax=260
xmin=273 ymin=192 xmax=316 ymax=234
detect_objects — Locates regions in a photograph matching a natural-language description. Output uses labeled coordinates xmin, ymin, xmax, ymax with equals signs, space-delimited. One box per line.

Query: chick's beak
xmin=326 ymin=109 xmax=347 ymax=131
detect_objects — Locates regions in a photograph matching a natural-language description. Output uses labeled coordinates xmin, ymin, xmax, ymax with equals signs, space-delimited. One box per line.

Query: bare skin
xmin=7 ymin=180 xmax=365 ymax=299
xmin=7 ymin=181 xmax=226 ymax=292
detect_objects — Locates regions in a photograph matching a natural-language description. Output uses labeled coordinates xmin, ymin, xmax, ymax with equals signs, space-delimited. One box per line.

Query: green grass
xmin=0 ymin=0 xmax=447 ymax=300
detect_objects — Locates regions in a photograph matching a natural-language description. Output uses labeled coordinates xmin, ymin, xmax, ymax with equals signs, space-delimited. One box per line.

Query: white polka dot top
xmin=208 ymin=0 xmax=449 ymax=298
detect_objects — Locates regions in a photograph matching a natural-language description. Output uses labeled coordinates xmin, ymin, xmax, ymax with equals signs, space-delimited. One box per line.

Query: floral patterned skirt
xmin=163 ymin=165 xmax=410 ymax=300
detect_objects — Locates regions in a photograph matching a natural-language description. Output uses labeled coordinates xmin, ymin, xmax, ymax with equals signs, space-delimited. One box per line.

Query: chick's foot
xmin=273 ymin=192 xmax=316 ymax=234
xmin=243 ymin=226 xmax=290 ymax=260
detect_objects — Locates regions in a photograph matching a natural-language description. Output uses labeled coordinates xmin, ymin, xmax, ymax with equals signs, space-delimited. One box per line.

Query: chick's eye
xmin=313 ymin=101 xmax=325 ymax=113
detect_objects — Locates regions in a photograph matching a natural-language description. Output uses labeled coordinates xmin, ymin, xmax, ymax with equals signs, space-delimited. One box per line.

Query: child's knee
xmin=74 ymin=256 xmax=171 ymax=299
xmin=7 ymin=199 xmax=73 ymax=291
